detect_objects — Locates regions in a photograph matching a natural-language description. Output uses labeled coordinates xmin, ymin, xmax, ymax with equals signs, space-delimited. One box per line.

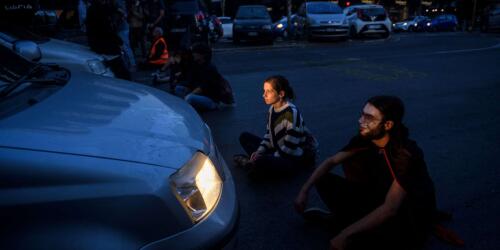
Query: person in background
xmin=174 ymin=43 xmax=234 ymax=112
xmin=128 ymin=0 xmax=146 ymax=58
xmin=140 ymin=26 xmax=169 ymax=69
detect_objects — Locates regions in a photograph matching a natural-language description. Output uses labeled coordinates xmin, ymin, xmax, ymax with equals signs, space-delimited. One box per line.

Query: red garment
xmin=148 ymin=37 xmax=169 ymax=65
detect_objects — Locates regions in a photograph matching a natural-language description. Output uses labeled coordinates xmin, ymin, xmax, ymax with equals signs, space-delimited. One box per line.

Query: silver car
xmin=0 ymin=29 xmax=114 ymax=77
xmin=0 ymin=45 xmax=238 ymax=249
xmin=295 ymin=1 xmax=349 ymax=40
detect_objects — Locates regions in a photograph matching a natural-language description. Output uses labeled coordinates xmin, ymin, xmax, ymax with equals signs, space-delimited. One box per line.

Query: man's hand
xmin=249 ymin=151 xmax=261 ymax=162
xmin=294 ymin=190 xmax=308 ymax=214
xmin=329 ymin=232 xmax=348 ymax=250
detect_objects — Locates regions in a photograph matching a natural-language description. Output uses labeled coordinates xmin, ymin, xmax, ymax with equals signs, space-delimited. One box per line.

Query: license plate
xmin=171 ymin=28 xmax=187 ymax=32
xmin=368 ymin=24 xmax=381 ymax=29
xmin=248 ymin=32 xmax=258 ymax=36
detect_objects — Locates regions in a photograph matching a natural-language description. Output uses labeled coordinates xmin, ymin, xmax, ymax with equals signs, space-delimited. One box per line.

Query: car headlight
xmin=262 ymin=24 xmax=271 ymax=30
xmin=234 ymin=24 xmax=243 ymax=30
xmin=414 ymin=23 xmax=418 ymax=27
xmin=403 ymin=22 xmax=408 ymax=26
xmin=276 ymin=23 xmax=284 ymax=29
xmin=170 ymin=152 xmax=222 ymax=223
xmin=426 ymin=22 xmax=431 ymax=26
xmin=87 ymin=59 xmax=107 ymax=75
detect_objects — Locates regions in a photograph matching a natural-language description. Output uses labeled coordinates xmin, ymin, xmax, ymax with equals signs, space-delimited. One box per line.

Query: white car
xmin=219 ymin=16 xmax=233 ymax=39
xmin=344 ymin=4 xmax=392 ymax=38
xmin=0 ymin=29 xmax=114 ymax=77
xmin=0 ymin=45 xmax=238 ymax=249
xmin=393 ymin=16 xmax=428 ymax=32
xmin=295 ymin=1 xmax=349 ymax=40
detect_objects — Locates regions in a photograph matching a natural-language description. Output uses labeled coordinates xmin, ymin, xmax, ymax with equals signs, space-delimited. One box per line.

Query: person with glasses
xmin=294 ymin=96 xmax=437 ymax=250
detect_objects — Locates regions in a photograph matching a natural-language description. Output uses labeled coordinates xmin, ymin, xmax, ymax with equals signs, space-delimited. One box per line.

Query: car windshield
xmin=308 ymin=3 xmax=342 ymax=14
xmin=361 ymin=7 xmax=386 ymax=16
xmin=236 ymin=7 xmax=270 ymax=19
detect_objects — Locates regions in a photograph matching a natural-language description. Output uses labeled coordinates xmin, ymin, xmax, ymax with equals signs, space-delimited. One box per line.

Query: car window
xmin=360 ymin=7 xmax=385 ymax=16
xmin=236 ymin=6 xmax=270 ymax=19
xmin=307 ymin=2 xmax=342 ymax=14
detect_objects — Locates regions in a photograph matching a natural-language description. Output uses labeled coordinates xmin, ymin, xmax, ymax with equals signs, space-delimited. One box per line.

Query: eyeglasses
xmin=359 ymin=112 xmax=382 ymax=125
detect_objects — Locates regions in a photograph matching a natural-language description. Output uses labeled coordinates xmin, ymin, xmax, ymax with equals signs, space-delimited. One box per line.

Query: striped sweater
xmin=257 ymin=102 xmax=307 ymax=158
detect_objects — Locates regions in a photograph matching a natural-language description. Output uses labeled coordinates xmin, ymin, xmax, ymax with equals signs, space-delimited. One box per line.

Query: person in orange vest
xmin=141 ymin=26 xmax=169 ymax=69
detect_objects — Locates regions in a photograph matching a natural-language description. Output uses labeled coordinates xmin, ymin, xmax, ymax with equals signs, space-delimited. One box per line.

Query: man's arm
xmin=294 ymin=151 xmax=353 ymax=213
xmin=330 ymin=180 xmax=406 ymax=249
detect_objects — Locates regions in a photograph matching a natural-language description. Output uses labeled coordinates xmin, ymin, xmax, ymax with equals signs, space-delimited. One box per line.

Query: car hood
xmin=308 ymin=13 xmax=345 ymax=24
xmin=38 ymin=38 xmax=111 ymax=64
xmin=234 ymin=19 xmax=272 ymax=25
xmin=0 ymin=71 xmax=210 ymax=169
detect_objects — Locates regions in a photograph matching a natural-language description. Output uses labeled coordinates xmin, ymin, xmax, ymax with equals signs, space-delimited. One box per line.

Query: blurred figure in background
xmin=128 ymin=0 xmax=147 ymax=58
xmin=140 ymin=26 xmax=169 ymax=69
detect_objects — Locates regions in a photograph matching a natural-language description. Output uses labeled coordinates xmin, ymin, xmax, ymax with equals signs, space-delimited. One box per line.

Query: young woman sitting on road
xmin=234 ymin=75 xmax=317 ymax=176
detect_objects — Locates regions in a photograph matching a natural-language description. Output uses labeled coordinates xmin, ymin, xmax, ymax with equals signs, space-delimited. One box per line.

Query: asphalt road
xmin=195 ymin=32 xmax=500 ymax=250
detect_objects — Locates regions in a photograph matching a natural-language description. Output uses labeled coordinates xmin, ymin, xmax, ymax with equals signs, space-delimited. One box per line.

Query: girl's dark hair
xmin=367 ymin=95 xmax=409 ymax=145
xmin=264 ymin=75 xmax=295 ymax=100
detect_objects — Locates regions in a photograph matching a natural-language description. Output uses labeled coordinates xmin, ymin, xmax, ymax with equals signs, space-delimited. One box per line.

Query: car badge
xmin=371 ymin=16 xmax=376 ymax=21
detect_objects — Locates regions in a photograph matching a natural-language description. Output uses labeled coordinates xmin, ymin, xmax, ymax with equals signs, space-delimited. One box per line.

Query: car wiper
xmin=0 ymin=65 xmax=68 ymax=99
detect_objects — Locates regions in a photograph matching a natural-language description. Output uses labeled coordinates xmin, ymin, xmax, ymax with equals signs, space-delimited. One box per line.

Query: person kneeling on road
xmin=294 ymin=96 xmax=437 ymax=250
xmin=234 ymin=75 xmax=318 ymax=177
xmin=174 ymin=43 xmax=234 ymax=112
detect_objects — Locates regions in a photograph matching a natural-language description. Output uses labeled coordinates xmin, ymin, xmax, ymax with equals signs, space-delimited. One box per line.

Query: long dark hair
xmin=264 ymin=75 xmax=295 ymax=100
xmin=367 ymin=95 xmax=409 ymax=146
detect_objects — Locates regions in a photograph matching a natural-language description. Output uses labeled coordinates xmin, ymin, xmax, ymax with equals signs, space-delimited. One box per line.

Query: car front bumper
xmin=233 ymin=29 xmax=273 ymax=41
xmin=309 ymin=25 xmax=349 ymax=38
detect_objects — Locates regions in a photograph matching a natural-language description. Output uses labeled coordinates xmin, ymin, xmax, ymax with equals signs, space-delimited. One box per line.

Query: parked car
xmin=0 ymin=28 xmax=114 ymax=78
xmin=165 ymin=0 xmax=210 ymax=50
xmin=481 ymin=4 xmax=500 ymax=32
xmin=426 ymin=14 xmax=458 ymax=31
xmin=295 ymin=1 xmax=349 ymax=40
xmin=232 ymin=5 xmax=274 ymax=44
xmin=273 ymin=15 xmax=298 ymax=38
xmin=344 ymin=4 xmax=392 ymax=38
xmin=219 ymin=16 xmax=233 ymax=39
xmin=392 ymin=16 xmax=428 ymax=32
xmin=0 ymin=44 xmax=238 ymax=250
xmin=412 ymin=17 xmax=432 ymax=32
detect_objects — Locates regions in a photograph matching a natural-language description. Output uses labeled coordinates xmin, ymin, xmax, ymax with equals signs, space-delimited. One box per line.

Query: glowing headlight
xmin=262 ymin=24 xmax=272 ymax=30
xmin=403 ymin=22 xmax=408 ymax=26
xmin=414 ymin=23 xmax=418 ymax=27
xmin=426 ymin=22 xmax=431 ymax=26
xmin=276 ymin=23 xmax=284 ymax=29
xmin=87 ymin=59 xmax=107 ymax=75
xmin=170 ymin=152 xmax=222 ymax=223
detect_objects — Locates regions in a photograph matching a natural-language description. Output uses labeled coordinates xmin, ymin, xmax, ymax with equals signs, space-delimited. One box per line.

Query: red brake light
xmin=346 ymin=2 xmax=350 ymax=7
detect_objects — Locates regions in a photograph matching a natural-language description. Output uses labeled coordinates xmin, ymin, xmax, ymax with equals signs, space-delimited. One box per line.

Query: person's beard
xmin=360 ymin=123 xmax=387 ymax=140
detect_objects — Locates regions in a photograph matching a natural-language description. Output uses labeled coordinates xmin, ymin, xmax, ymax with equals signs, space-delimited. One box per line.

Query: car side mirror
xmin=13 ymin=40 xmax=42 ymax=62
